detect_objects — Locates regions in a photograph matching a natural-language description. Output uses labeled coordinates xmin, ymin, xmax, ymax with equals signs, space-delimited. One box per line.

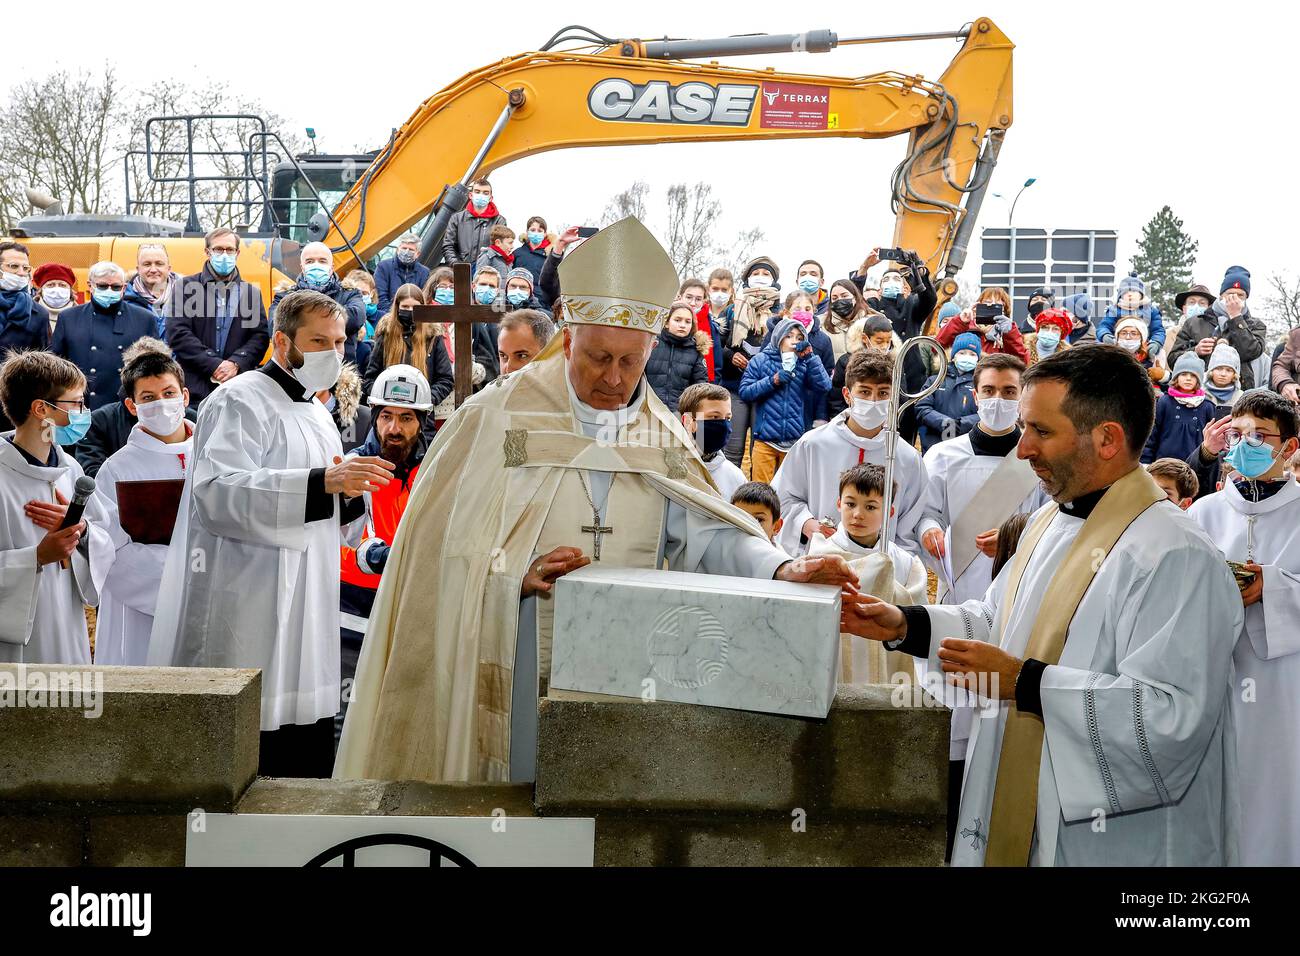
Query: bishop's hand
xmin=521 ymin=546 xmax=591 ymax=599
xmin=840 ymin=591 xmax=906 ymax=642
xmin=775 ymin=554 xmax=858 ymax=591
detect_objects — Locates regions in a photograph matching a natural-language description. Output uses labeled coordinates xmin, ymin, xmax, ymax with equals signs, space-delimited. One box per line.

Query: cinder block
xmin=86 ymin=815 xmax=186 ymax=866
xmin=0 ymin=665 xmax=260 ymax=810
xmin=0 ymin=815 xmax=84 ymax=866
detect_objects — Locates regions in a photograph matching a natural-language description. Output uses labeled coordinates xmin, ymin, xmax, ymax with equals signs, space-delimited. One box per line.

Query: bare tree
xmin=712 ymin=226 xmax=766 ymax=279
xmin=600 ymin=181 xmax=650 ymax=226
xmin=1265 ymin=272 xmax=1300 ymax=340
xmin=664 ymin=182 xmax=721 ymax=278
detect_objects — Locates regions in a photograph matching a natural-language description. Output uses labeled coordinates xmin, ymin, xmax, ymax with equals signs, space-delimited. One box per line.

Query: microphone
xmin=57 ymin=476 xmax=96 ymax=531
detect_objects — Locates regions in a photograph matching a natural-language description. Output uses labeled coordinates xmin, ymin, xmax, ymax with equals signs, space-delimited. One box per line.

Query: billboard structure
xmin=981 ymin=228 xmax=1119 ymax=325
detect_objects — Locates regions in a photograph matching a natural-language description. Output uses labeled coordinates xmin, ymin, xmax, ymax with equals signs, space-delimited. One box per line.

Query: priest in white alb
xmin=148 ymin=290 xmax=395 ymax=777
xmin=336 ymin=217 xmax=855 ymax=785
xmin=842 ymin=345 xmax=1242 ymax=866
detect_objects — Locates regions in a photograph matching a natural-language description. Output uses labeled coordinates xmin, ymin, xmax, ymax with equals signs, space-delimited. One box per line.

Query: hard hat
xmin=368 ymin=364 xmax=433 ymax=411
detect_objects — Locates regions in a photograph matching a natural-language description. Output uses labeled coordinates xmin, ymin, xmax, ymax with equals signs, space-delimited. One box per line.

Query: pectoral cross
xmin=411 ymin=262 xmax=501 ymax=408
xmin=582 ymin=515 xmax=614 ymax=561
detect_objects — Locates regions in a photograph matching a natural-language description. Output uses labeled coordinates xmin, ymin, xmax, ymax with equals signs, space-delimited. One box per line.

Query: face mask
xmin=527 ymin=230 xmax=545 ymax=246
xmin=396 ymin=249 xmax=417 ymax=265
xmin=507 ymin=289 xmax=530 ymax=307
xmin=289 ymin=342 xmax=342 ymax=393
xmin=92 ymin=289 xmax=122 ymax=309
xmin=302 ymin=264 xmax=332 ymax=288
xmin=1119 ymin=337 xmax=1142 ymax=353
xmin=397 ymin=307 xmax=414 ymax=326
xmin=781 ymin=351 xmax=798 ymax=372
xmin=210 ymin=252 xmax=237 ymax=276
xmin=135 ymin=396 xmax=187 ymax=435
xmin=365 ymin=301 xmax=378 ymax=317
xmin=798 ymin=276 xmax=820 ymax=294
xmin=696 ymin=418 xmax=732 ymax=457
xmin=1027 ymin=300 xmax=1045 ymax=318
xmin=709 ymin=290 xmax=730 ymax=309
xmin=471 ymin=194 xmax=490 ymax=211
xmin=475 ymin=286 xmax=497 ymax=305
xmin=1036 ymin=329 xmax=1061 ymax=354
xmin=791 ymin=309 xmax=813 ymax=329
xmin=1185 ymin=304 xmax=1206 ymax=320
xmin=433 ymin=287 xmax=455 ymax=306
xmin=41 ymin=285 xmax=71 ymax=309
xmin=977 ymin=396 xmax=1020 ymax=432
xmin=53 ymin=408 xmax=92 ymax=445
xmin=747 ymin=274 xmax=773 ymax=289
xmin=881 ymin=283 xmax=902 ymax=300
xmin=0 ymin=272 xmax=28 ymax=293
xmin=1226 ymin=440 xmax=1281 ymax=480
xmin=850 ymin=397 xmax=890 ymax=431
xmin=830 ymin=298 xmax=855 ymax=319
xmin=953 ymin=352 xmax=978 ymax=373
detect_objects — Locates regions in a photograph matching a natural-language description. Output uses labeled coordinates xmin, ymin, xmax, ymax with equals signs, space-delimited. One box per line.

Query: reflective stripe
xmin=340 ymin=612 xmax=369 ymax=634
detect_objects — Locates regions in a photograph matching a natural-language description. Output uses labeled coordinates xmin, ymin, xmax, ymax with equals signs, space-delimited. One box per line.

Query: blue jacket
xmin=739 ymin=318 xmax=832 ymax=445
xmin=0 ymin=289 xmax=49 ymax=359
xmin=50 ymin=299 xmax=157 ymax=410
xmin=1142 ymin=392 xmax=1219 ymax=465
xmin=511 ymin=239 xmax=553 ymax=307
xmin=374 ymin=257 xmax=431 ymax=313
xmin=1097 ymin=303 xmax=1167 ymax=351
xmin=761 ymin=313 xmax=837 ymax=427
xmin=272 ymin=274 xmax=366 ymax=365
xmin=915 ymin=366 xmax=979 ymax=453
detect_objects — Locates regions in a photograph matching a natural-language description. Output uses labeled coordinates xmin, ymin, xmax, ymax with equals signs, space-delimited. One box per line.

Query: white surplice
xmin=92 ymin=422 xmax=193 ymax=666
xmin=926 ymin=494 xmax=1241 ymax=866
xmin=148 ymin=368 xmax=364 ymax=730
xmin=0 ymin=435 xmax=114 ymax=664
xmin=1189 ymin=477 xmax=1300 ymax=865
xmin=704 ymin=451 xmax=747 ymax=501
xmin=772 ymin=412 xmax=927 ymax=557
xmin=820 ymin=527 xmax=928 ymax=600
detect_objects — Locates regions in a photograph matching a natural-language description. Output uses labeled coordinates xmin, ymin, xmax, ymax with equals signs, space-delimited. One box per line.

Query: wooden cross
xmin=411 ymin=262 xmax=501 ymax=408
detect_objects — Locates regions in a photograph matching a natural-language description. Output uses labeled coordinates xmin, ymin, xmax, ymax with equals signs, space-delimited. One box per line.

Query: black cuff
xmin=304 ymin=467 xmax=335 ymax=523
xmin=891 ymin=605 xmax=932 ymax=658
xmin=1015 ymin=658 xmax=1047 ymax=717
xmin=340 ymin=493 xmax=367 ymax=525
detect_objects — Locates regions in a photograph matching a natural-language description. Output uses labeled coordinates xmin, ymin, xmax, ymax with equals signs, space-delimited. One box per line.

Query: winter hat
xmin=1221 ymin=265 xmax=1250 ymax=298
xmin=1035 ymin=307 xmax=1074 ymax=340
xmin=939 ymin=301 xmax=960 ymax=322
xmin=1171 ymin=350 xmax=1205 ymax=387
xmin=1207 ymin=342 xmax=1241 ymax=377
xmin=33 ymin=262 xmax=76 ymax=288
xmin=1061 ymin=291 xmax=1091 ymax=321
xmin=742 ymin=255 xmax=780 ymax=285
xmin=505 ymin=267 xmax=535 ymax=291
xmin=1115 ymin=315 xmax=1149 ymax=340
xmin=1028 ymin=286 xmax=1055 ymax=304
xmin=1174 ymin=283 xmax=1217 ymax=310
xmin=952 ymin=331 xmax=983 ymax=358
xmin=1116 ymin=270 xmax=1146 ymax=300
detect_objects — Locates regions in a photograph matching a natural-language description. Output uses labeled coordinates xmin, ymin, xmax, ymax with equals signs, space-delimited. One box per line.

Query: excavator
xmin=10 ymin=19 xmax=1013 ymax=319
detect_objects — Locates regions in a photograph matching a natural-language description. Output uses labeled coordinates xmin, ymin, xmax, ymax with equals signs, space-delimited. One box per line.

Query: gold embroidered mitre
xmin=557 ymin=216 xmax=680 ymax=334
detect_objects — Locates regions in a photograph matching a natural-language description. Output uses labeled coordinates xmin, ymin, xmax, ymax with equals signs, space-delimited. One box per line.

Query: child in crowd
xmin=646 ymin=301 xmax=709 ymax=413
xmin=0 ymin=350 xmax=114 ymax=664
xmin=1142 ymin=352 xmax=1218 ymax=464
xmin=679 ymin=383 xmax=745 ymax=499
xmin=729 ymin=481 xmax=783 ymax=543
xmin=989 ymin=511 xmax=1031 ymax=579
xmin=1188 ymin=391 xmax=1300 ymax=865
xmin=1204 ymin=342 xmax=1244 ymax=413
xmin=764 ymin=290 xmax=836 ymax=429
xmin=738 ymin=317 xmax=831 ymax=483
xmin=475 ymin=224 xmax=517 ymax=280
xmin=1147 ymin=457 xmax=1199 ymax=510
xmin=915 ymin=331 xmax=979 ymax=453
xmin=828 ymin=313 xmax=894 ymax=420
xmin=1098 ymin=270 xmax=1167 ymax=356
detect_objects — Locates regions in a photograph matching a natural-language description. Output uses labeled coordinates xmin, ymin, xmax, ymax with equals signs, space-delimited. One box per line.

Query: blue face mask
xmin=1185 ymin=304 xmax=1206 ymax=320
xmin=527 ymin=230 xmax=545 ymax=246
xmin=881 ymin=284 xmax=902 ymax=300
xmin=210 ymin=252 xmax=237 ymax=276
xmin=91 ymin=289 xmax=122 ymax=309
xmin=302 ymin=264 xmax=332 ymax=288
xmin=53 ymin=409 xmax=93 ymax=445
xmin=365 ymin=301 xmax=378 ymax=317
xmin=506 ymin=289 xmax=529 ymax=306
xmin=433 ymin=287 xmax=455 ymax=306
xmin=1226 ymin=440 xmax=1280 ymax=480
xmin=697 ymin=418 xmax=733 ymax=457
xmin=953 ymin=352 xmax=978 ymax=373
xmin=471 ymin=194 xmax=490 ymax=211
xmin=475 ymin=286 xmax=497 ymax=305
xmin=1036 ymin=329 xmax=1061 ymax=354
xmin=798 ymin=276 xmax=820 ymax=294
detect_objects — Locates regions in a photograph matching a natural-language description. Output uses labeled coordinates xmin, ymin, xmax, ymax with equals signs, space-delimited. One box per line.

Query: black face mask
xmin=696 ymin=418 xmax=733 ymax=457
xmin=830 ymin=298 xmax=856 ymax=319
xmin=397 ymin=308 xmax=414 ymax=329
xmin=1028 ymin=300 xmax=1046 ymax=318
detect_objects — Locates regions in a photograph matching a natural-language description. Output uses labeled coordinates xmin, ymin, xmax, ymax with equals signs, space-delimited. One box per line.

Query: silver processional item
xmin=878 ymin=335 xmax=947 ymax=550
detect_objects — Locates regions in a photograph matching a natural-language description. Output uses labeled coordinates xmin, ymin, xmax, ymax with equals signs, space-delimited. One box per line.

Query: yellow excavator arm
xmin=323 ymin=19 xmax=1012 ymax=310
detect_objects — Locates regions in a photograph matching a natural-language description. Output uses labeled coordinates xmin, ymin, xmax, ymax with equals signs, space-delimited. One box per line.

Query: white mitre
xmin=557 ymin=216 xmax=680 ymax=334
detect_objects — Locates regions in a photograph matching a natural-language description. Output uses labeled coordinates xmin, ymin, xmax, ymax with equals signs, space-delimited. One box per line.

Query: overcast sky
xmin=14 ymin=0 xmax=1300 ymax=304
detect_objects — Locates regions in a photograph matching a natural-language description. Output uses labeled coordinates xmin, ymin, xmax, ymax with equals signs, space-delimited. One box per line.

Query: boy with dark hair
xmin=0 ymin=350 xmax=114 ymax=664
xmin=729 ymin=481 xmax=783 ymax=543
xmin=1146 ymin=457 xmax=1198 ymax=510
xmin=679 ymin=382 xmax=745 ymax=499
xmin=771 ymin=348 xmax=926 ymax=557
xmin=1188 ymin=390 xmax=1300 ymax=865
xmin=93 ymin=340 xmax=193 ymax=664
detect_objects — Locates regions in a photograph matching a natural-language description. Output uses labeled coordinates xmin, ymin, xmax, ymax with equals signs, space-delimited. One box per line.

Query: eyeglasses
xmin=92 ymin=283 xmax=125 ymax=292
xmin=49 ymin=399 xmax=87 ymax=413
xmin=1226 ymin=429 xmax=1281 ymax=448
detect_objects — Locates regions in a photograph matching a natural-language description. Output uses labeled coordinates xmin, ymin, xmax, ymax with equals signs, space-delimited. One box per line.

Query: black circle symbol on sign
xmin=304 ymin=833 xmax=478 ymax=868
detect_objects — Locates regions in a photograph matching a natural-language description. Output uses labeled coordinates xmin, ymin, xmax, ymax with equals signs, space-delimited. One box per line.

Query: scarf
xmin=1168 ymin=386 xmax=1207 ymax=408
xmin=0 ymin=288 xmax=33 ymax=326
xmin=129 ymin=272 xmax=174 ymax=311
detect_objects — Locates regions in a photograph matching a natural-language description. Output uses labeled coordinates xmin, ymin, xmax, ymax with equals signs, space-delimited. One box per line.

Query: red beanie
xmin=1035 ymin=307 xmax=1074 ymax=340
xmin=33 ymin=262 xmax=76 ymax=289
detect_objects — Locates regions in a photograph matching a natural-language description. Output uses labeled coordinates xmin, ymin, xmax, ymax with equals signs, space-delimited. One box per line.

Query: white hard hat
xmin=369 ymin=364 xmax=433 ymax=411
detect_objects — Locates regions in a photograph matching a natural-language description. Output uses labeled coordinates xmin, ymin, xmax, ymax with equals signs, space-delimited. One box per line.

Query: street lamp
xmin=993 ymin=177 xmax=1037 ymax=312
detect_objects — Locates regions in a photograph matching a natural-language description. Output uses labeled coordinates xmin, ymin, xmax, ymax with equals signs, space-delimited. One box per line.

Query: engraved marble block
xmin=550 ymin=566 xmax=841 ymax=718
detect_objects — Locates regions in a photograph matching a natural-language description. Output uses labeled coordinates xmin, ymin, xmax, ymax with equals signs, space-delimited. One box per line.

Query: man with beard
xmin=337 ymin=363 xmax=433 ymax=736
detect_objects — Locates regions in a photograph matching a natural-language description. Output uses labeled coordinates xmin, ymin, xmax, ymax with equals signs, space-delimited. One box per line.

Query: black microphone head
xmin=73 ymin=476 xmax=96 ymax=500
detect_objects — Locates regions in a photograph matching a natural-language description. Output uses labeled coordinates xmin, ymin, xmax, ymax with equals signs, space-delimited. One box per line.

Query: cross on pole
xmin=411 ymin=262 xmax=501 ymax=408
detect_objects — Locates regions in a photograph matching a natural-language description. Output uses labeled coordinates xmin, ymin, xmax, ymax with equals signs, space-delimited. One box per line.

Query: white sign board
xmin=186 ymin=814 xmax=595 ymax=867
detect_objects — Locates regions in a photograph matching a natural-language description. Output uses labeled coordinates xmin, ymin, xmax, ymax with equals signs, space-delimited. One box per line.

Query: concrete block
xmin=0 ymin=815 xmax=83 ymax=866
xmin=86 ymin=815 xmax=186 ymax=867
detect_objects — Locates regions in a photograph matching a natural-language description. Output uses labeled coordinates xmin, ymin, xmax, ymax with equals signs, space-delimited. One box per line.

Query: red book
xmin=115 ymin=479 xmax=186 ymax=545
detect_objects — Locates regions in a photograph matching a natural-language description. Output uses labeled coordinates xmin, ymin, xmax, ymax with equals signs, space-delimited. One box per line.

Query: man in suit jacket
xmin=166 ymin=227 xmax=270 ymax=407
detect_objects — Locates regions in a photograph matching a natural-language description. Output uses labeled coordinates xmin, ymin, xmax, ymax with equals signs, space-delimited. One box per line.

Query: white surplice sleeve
xmin=69 ymin=460 xmax=114 ymax=609
xmin=191 ymin=392 xmax=312 ymax=552
xmin=0 ymin=546 xmax=39 ymax=647
xmin=915 ymin=446 xmax=951 ymax=549
xmin=1244 ymin=564 xmax=1300 ymax=660
xmin=893 ymin=449 xmax=930 ymax=555
xmin=1037 ymin=541 xmax=1242 ymax=822
xmin=771 ymin=438 xmax=814 ymax=555
xmin=664 ymin=500 xmax=790 ymax=581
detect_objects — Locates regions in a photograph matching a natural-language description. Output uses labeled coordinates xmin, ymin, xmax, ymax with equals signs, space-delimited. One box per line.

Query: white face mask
xmin=290 ymin=344 xmax=343 ymax=393
xmin=1118 ymin=337 xmax=1142 ymax=353
xmin=850 ymin=397 xmax=890 ymax=431
xmin=41 ymin=285 xmax=72 ymax=309
xmin=0 ymin=272 xmax=29 ymax=293
xmin=136 ymin=396 xmax=187 ymax=436
xmin=977 ymin=396 xmax=1020 ymax=432
xmin=748 ymin=274 xmax=773 ymax=289
xmin=709 ymin=290 xmax=730 ymax=308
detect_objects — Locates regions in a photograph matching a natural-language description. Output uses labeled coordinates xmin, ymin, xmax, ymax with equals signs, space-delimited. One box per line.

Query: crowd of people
xmin=2 ymin=177 xmax=1299 ymax=866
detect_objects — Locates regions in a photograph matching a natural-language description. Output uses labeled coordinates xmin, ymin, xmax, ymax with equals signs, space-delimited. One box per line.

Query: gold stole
xmin=983 ymin=467 xmax=1166 ymax=867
